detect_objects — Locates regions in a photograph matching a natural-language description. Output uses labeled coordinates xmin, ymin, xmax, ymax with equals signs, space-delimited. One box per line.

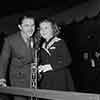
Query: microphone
xmin=34 ymin=31 xmax=41 ymax=50
xmin=30 ymin=37 xmax=34 ymax=48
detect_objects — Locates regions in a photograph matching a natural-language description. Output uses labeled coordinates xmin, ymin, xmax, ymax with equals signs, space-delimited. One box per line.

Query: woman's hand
xmin=38 ymin=64 xmax=53 ymax=73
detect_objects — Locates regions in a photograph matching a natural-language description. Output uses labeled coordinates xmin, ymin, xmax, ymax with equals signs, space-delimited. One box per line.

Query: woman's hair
xmin=39 ymin=17 xmax=60 ymax=36
xmin=18 ymin=15 xmax=35 ymax=25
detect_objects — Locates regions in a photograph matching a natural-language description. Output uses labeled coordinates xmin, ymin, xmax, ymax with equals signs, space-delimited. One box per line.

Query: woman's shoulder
xmin=54 ymin=37 xmax=66 ymax=45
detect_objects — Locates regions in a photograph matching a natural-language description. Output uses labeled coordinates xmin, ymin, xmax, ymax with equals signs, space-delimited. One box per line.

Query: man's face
xmin=19 ymin=18 xmax=35 ymax=38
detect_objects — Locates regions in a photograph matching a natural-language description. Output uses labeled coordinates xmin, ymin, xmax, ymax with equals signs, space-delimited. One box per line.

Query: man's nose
xmin=29 ymin=27 xmax=34 ymax=31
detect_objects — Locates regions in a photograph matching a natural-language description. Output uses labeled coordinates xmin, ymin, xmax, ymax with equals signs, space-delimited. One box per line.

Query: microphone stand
xmin=30 ymin=36 xmax=40 ymax=100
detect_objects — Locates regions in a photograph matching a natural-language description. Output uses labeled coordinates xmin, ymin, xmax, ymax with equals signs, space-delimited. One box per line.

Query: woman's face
xmin=39 ymin=21 xmax=53 ymax=41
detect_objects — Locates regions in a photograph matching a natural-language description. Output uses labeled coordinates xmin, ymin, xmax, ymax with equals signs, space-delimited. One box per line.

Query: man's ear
xmin=18 ymin=25 xmax=22 ymax=30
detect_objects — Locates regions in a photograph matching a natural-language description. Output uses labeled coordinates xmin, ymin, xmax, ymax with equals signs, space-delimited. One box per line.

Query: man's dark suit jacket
xmin=0 ymin=32 xmax=34 ymax=88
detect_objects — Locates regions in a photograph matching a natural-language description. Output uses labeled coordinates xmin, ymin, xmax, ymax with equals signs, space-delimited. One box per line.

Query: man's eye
xmin=23 ymin=24 xmax=29 ymax=27
xmin=24 ymin=24 xmax=35 ymax=27
xmin=32 ymin=25 xmax=35 ymax=27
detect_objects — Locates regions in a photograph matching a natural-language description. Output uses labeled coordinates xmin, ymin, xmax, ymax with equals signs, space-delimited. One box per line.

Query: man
xmin=0 ymin=15 xmax=36 ymax=100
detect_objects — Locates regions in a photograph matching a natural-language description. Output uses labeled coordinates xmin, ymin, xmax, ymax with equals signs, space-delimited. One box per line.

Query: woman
xmin=38 ymin=18 xmax=74 ymax=91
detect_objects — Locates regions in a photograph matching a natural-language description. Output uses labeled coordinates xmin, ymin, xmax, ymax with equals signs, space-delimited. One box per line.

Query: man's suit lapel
xmin=18 ymin=32 xmax=32 ymax=57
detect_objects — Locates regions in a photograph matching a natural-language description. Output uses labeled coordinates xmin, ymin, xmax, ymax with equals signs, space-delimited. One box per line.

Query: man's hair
xmin=18 ymin=15 xmax=35 ymax=25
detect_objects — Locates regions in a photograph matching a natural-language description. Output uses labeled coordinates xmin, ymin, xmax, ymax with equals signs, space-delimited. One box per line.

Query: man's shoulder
xmin=6 ymin=32 xmax=20 ymax=41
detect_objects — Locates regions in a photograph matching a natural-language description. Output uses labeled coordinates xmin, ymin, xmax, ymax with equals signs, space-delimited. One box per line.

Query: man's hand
xmin=0 ymin=79 xmax=7 ymax=87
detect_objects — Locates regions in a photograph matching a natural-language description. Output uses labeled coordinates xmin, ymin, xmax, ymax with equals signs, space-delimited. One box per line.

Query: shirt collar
xmin=20 ymin=31 xmax=29 ymax=43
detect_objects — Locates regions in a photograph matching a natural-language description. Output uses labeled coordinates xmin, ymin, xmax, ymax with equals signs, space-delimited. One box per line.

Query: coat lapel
xmin=47 ymin=37 xmax=61 ymax=49
xmin=42 ymin=37 xmax=61 ymax=56
xmin=18 ymin=32 xmax=33 ymax=57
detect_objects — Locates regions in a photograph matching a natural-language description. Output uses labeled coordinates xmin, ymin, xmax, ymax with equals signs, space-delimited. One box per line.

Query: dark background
xmin=1 ymin=0 xmax=100 ymax=94
xmin=0 ymin=0 xmax=87 ymax=17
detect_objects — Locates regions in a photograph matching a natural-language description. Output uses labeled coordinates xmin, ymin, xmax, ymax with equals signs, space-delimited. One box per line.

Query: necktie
xmin=27 ymin=37 xmax=33 ymax=48
xmin=26 ymin=38 xmax=30 ymax=48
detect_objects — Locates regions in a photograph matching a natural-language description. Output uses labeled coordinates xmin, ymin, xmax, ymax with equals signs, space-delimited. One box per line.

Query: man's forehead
xmin=22 ymin=18 xmax=35 ymax=24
